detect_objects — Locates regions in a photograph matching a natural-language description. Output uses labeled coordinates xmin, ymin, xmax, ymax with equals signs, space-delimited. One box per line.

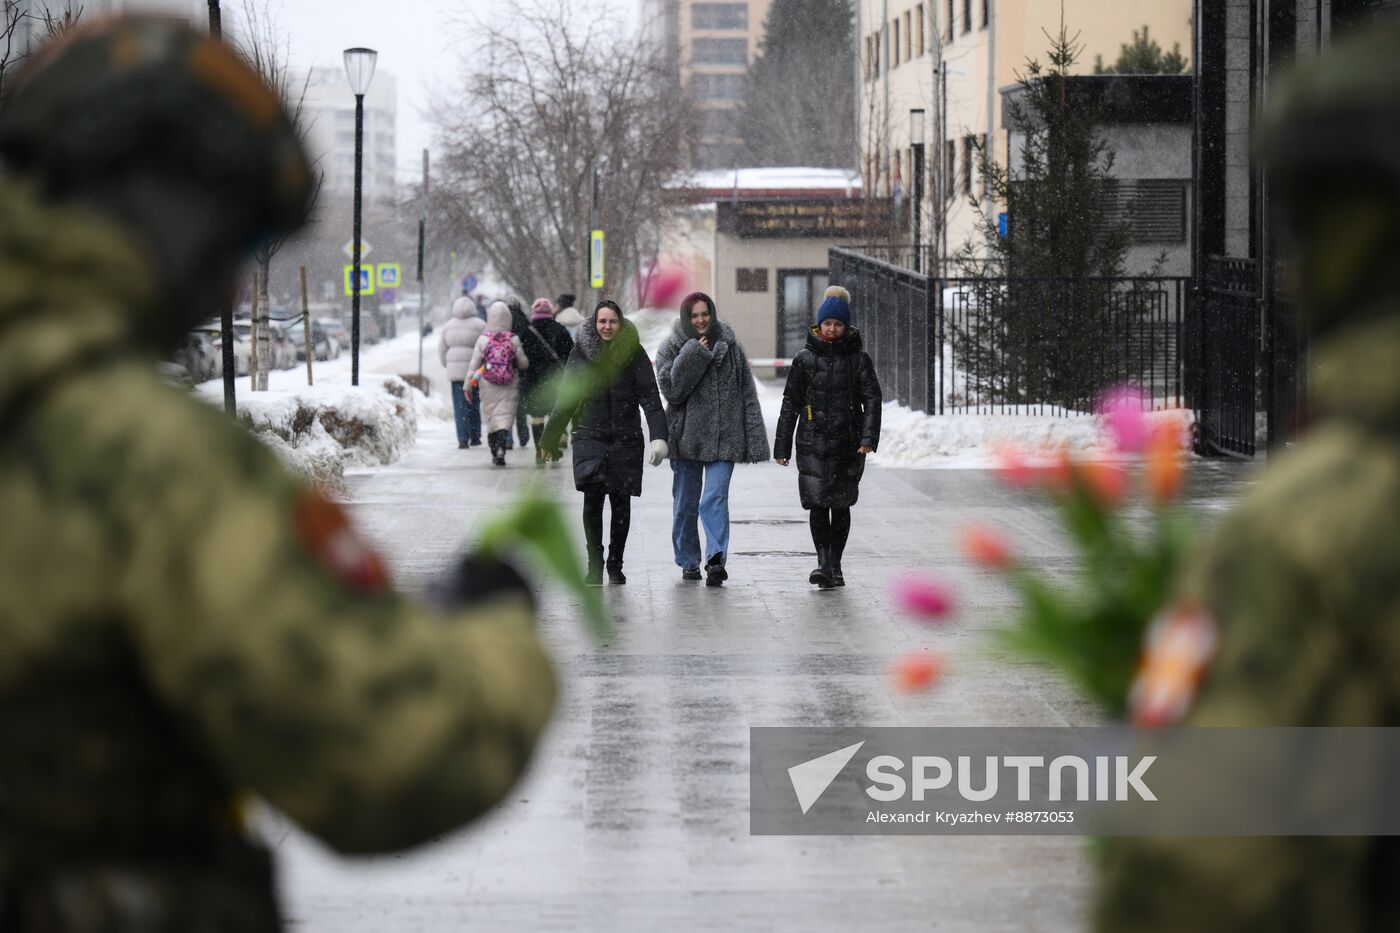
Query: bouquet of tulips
xmin=891 ymin=389 xmax=1197 ymax=721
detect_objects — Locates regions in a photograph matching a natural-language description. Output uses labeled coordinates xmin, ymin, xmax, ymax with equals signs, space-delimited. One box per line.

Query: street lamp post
xmin=910 ymin=108 xmax=926 ymax=275
xmin=343 ymin=46 xmax=378 ymax=386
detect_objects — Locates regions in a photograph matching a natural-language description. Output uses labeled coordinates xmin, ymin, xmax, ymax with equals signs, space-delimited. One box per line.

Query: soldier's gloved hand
xmin=427 ymin=553 xmax=536 ymax=615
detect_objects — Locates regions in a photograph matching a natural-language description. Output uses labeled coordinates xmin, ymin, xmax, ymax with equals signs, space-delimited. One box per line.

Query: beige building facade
xmin=857 ymin=0 xmax=1193 ymax=270
xmin=639 ymin=0 xmax=774 ymax=167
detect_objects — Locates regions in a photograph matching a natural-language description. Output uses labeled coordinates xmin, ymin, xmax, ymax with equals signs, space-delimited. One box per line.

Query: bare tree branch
xmin=432 ymin=0 xmax=694 ymax=302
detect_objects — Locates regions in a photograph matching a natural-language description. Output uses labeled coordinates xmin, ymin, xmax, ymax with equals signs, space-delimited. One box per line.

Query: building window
xmin=904 ymin=11 xmax=912 ymax=61
xmin=963 ymin=0 xmax=972 ymax=34
xmin=945 ymin=140 xmax=956 ymax=199
xmin=693 ymin=37 xmax=747 ymax=65
xmin=692 ymin=3 xmax=746 ymax=30
xmin=892 ymin=18 xmax=900 ymax=67
xmin=699 ymin=109 xmax=739 ymax=138
xmin=982 ymin=0 xmax=989 ymax=28
xmin=690 ymin=72 xmax=745 ymax=101
xmin=917 ymin=5 xmax=926 ymax=54
xmin=945 ymin=0 xmax=954 ymax=41
xmin=962 ymin=135 xmax=976 ymax=195
xmin=736 ymin=268 xmax=768 ymax=292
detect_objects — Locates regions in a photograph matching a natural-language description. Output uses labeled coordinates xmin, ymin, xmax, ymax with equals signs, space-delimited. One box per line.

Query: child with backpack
xmin=468 ymin=300 xmax=531 ymax=466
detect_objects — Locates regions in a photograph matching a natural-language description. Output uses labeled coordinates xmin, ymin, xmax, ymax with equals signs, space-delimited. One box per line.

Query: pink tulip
xmin=893 ymin=575 xmax=957 ymax=622
xmin=1098 ymin=386 xmax=1149 ymax=453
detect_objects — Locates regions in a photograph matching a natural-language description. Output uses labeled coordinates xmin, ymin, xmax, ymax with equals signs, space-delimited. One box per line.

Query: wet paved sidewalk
xmin=270 ymin=375 xmax=1255 ymax=932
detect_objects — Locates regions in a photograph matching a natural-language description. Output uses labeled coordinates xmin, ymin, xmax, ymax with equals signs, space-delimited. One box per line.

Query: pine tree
xmin=736 ymin=0 xmax=855 ymax=167
xmin=1093 ymin=25 xmax=1189 ymax=75
xmin=954 ymin=26 xmax=1145 ymax=411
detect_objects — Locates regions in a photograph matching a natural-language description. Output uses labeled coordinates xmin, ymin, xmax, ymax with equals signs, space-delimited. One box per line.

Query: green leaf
xmin=475 ymin=484 xmax=613 ymax=644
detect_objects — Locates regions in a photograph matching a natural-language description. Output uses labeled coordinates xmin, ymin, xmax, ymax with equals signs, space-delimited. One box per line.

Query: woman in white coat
xmin=468 ymin=300 xmax=530 ymax=466
xmin=438 ymin=291 xmax=486 ymax=448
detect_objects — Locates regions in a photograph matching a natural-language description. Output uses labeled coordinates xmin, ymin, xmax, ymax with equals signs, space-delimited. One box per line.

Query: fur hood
xmin=677 ymin=291 xmax=719 ymax=339
xmin=577 ymin=312 xmax=641 ymax=363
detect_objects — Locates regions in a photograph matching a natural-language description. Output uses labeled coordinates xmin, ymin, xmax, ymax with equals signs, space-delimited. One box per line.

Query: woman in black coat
xmin=543 ymin=301 xmax=668 ymax=586
xmin=773 ymin=286 xmax=882 ymax=589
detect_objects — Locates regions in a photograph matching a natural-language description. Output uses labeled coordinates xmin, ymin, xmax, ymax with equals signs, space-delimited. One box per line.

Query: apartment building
xmin=298 ymin=66 xmax=398 ymax=204
xmin=857 ymin=0 xmax=1192 ymax=269
xmin=640 ymin=0 xmax=774 ymax=168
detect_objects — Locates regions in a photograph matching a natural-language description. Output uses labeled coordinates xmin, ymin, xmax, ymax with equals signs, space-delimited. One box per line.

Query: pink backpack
xmin=481 ymin=331 xmax=518 ymax=385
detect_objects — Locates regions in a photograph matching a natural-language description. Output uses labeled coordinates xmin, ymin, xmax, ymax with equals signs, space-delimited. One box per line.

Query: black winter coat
xmin=513 ymin=312 xmax=575 ymax=416
xmin=773 ymin=327 xmax=882 ymax=509
xmin=542 ymin=316 xmax=667 ymax=497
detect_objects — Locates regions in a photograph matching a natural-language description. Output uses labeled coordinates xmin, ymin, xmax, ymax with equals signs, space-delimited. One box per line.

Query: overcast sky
xmin=275 ymin=0 xmax=636 ymax=181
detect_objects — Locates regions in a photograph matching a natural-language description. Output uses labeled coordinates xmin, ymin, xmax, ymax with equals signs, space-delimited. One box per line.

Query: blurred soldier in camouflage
xmin=1098 ymin=27 xmax=1400 ymax=933
xmin=0 ymin=17 xmax=554 ymax=932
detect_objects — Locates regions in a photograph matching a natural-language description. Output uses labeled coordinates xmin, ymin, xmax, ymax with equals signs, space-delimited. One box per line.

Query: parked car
xmin=230 ymin=320 xmax=254 ymax=376
xmin=283 ymin=318 xmax=335 ymax=362
xmin=316 ymin=317 xmax=348 ymax=358
xmin=266 ymin=321 xmax=299 ymax=370
xmin=174 ymin=328 xmax=221 ymax=383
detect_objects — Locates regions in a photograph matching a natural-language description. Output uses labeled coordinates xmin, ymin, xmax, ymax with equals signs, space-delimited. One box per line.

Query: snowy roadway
xmin=253 ymin=327 xmax=1253 ymax=932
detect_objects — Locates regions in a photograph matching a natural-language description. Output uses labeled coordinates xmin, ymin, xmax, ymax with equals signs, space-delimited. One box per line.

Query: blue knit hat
xmin=816 ymin=285 xmax=851 ymax=327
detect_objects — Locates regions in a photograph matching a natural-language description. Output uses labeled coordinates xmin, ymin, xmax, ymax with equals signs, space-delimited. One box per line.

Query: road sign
xmin=343 ymin=238 xmax=374 ymax=261
xmin=590 ymin=230 xmax=605 ymax=289
xmin=376 ymin=263 xmax=402 ymax=289
xmin=461 ymin=274 xmax=478 ymax=293
xmin=343 ymin=265 xmax=376 ymax=296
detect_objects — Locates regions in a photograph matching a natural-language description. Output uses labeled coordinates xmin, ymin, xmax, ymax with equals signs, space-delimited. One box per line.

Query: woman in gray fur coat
xmin=654 ymin=291 xmax=770 ymax=587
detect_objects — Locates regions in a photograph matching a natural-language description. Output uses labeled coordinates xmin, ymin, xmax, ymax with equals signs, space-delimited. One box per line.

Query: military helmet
xmin=0 ymin=15 xmax=312 ymax=240
xmin=1257 ymin=26 xmax=1400 ymax=189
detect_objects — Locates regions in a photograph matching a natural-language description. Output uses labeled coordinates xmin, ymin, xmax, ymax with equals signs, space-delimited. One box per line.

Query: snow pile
xmin=868 ymin=400 xmax=1195 ymax=469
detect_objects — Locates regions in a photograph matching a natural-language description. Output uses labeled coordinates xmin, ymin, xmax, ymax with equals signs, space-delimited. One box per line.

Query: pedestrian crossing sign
xmin=376 ymin=263 xmax=402 ymax=289
xmin=343 ymin=265 xmax=376 ymax=296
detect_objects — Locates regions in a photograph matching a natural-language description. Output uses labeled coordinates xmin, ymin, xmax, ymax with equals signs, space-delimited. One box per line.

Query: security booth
xmin=714 ymin=197 xmax=894 ymax=367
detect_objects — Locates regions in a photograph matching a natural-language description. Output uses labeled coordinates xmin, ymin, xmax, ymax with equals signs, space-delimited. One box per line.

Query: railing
xmin=1198 ymin=256 xmax=1260 ymax=458
xmin=830 ymin=247 xmax=1191 ymax=418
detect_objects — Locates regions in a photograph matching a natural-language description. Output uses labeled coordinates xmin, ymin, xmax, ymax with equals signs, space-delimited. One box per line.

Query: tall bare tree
xmin=1 ymin=2 xmax=82 ymax=103
xmin=433 ymin=0 xmax=693 ymax=302
xmin=228 ymin=0 xmax=319 ymax=390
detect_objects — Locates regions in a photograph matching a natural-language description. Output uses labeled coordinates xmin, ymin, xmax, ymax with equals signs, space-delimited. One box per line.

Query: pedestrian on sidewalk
xmin=507 ymin=297 xmax=538 ymax=451
xmin=554 ymin=292 xmax=584 ymax=338
xmin=654 ymin=291 xmax=770 ymax=586
xmin=439 ymin=289 xmax=486 ymax=448
xmin=521 ymin=297 xmax=576 ymax=466
xmin=469 ymin=301 xmax=530 ymax=466
xmin=773 ymin=286 xmax=882 ymax=588
xmin=543 ymin=301 xmax=668 ymax=586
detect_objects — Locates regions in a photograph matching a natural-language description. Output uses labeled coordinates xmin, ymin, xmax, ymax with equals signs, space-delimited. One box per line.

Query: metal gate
xmin=1198 ymin=256 xmax=1260 ymax=457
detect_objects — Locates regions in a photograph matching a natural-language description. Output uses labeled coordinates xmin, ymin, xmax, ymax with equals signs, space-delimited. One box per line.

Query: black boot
xmin=809 ymin=547 xmax=831 ymax=586
xmin=532 ymin=423 xmax=547 ymax=467
xmin=606 ymin=544 xmax=627 ymax=585
xmin=585 ymin=547 xmax=604 ymax=586
xmin=830 ymin=547 xmax=846 ymax=587
xmin=705 ymin=553 xmax=728 ymax=587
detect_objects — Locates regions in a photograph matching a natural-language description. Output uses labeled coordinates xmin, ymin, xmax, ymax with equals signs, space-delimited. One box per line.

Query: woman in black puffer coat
xmin=773 ymin=286 xmax=882 ymax=589
xmin=543 ymin=301 xmax=668 ymax=586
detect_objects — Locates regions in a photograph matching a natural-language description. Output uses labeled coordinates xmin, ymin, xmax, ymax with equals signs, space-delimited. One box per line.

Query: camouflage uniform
xmin=0 ymin=20 xmax=554 ymax=933
xmin=1097 ymin=29 xmax=1400 ymax=933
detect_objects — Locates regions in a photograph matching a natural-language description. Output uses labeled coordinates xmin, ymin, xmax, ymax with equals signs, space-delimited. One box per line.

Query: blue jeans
xmin=451 ymin=381 xmax=481 ymax=445
xmin=671 ymin=459 xmax=735 ymax=569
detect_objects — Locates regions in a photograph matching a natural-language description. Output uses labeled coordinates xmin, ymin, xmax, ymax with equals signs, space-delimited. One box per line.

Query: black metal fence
xmin=1197 ymin=256 xmax=1262 ymax=457
xmin=830 ymin=247 xmax=1191 ymax=417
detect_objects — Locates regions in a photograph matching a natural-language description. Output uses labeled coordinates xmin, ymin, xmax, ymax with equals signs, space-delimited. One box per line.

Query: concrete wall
xmin=713 ymin=234 xmax=857 ymax=359
xmin=1224 ymin=0 xmax=1253 ymax=258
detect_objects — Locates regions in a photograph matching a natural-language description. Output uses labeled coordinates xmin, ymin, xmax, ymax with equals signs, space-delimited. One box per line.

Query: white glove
xmin=649 ymin=439 xmax=668 ymax=466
